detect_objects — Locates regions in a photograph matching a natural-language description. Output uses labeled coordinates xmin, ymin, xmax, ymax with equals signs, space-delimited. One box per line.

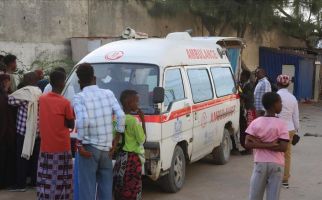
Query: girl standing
xmin=113 ymin=90 xmax=146 ymax=200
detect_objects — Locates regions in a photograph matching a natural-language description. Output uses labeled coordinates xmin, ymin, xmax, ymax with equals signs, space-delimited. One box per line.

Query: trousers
xmin=249 ymin=162 xmax=284 ymax=200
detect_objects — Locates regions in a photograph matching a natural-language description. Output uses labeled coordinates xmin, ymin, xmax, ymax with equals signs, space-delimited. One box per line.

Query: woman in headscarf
xmin=0 ymin=72 xmax=16 ymax=189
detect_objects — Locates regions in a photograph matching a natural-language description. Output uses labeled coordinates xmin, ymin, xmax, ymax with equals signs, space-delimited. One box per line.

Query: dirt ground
xmin=1 ymin=103 xmax=321 ymax=200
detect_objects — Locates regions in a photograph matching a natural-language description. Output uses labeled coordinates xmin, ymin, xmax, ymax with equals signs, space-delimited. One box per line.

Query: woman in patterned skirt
xmin=113 ymin=90 xmax=146 ymax=200
xmin=37 ymin=70 xmax=75 ymax=199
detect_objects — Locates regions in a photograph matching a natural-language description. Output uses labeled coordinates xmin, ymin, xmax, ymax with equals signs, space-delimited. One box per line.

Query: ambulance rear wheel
xmin=160 ymin=145 xmax=186 ymax=193
xmin=212 ymin=129 xmax=231 ymax=165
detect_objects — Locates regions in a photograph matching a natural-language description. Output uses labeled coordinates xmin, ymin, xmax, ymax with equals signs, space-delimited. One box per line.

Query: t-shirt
xmin=39 ymin=92 xmax=74 ymax=152
xmin=245 ymin=117 xmax=289 ymax=166
xmin=123 ymin=115 xmax=145 ymax=155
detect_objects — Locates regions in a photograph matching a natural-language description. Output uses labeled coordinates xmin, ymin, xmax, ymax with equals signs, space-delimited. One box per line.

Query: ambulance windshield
xmin=63 ymin=63 xmax=159 ymax=114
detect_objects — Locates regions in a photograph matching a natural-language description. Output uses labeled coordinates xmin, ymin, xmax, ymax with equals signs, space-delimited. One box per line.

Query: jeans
xmin=249 ymin=162 xmax=284 ymax=200
xmin=78 ymin=145 xmax=113 ymax=200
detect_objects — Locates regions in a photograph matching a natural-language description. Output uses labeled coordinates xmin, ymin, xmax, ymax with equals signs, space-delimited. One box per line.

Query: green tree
xmin=140 ymin=0 xmax=322 ymax=48
xmin=140 ymin=0 xmax=279 ymax=37
xmin=274 ymin=0 xmax=322 ymax=48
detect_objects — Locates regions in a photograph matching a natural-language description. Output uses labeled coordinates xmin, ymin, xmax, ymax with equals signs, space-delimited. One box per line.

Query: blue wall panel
xmin=298 ymin=59 xmax=314 ymax=99
xmin=259 ymin=47 xmax=314 ymax=100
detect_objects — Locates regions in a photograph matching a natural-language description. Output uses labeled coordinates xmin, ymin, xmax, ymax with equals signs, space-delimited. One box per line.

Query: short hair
xmin=120 ymin=90 xmax=138 ymax=107
xmin=50 ymin=70 xmax=66 ymax=88
xmin=22 ymin=71 xmax=38 ymax=86
xmin=241 ymin=70 xmax=251 ymax=79
xmin=262 ymin=92 xmax=280 ymax=110
xmin=54 ymin=67 xmax=66 ymax=74
xmin=34 ymin=69 xmax=44 ymax=79
xmin=76 ymin=63 xmax=94 ymax=84
xmin=0 ymin=73 xmax=10 ymax=94
xmin=3 ymin=54 xmax=17 ymax=66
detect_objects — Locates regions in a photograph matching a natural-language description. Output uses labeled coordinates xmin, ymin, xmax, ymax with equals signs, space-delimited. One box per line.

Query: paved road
xmin=1 ymin=103 xmax=322 ymax=200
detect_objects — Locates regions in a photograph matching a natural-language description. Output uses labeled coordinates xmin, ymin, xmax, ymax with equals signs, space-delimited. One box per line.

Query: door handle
xmin=184 ymin=103 xmax=191 ymax=118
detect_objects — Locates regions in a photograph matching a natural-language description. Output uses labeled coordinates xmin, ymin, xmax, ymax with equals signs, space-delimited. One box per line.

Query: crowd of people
xmin=0 ymin=55 xmax=145 ymax=200
xmin=0 ymin=53 xmax=300 ymax=200
xmin=238 ymin=68 xmax=300 ymax=200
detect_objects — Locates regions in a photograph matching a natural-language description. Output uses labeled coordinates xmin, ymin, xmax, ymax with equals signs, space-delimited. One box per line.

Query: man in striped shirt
xmin=73 ymin=63 xmax=125 ymax=200
xmin=254 ymin=68 xmax=272 ymax=117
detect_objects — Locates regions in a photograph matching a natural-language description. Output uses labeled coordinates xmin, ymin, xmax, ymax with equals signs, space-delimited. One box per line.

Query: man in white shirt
xmin=276 ymin=74 xmax=300 ymax=189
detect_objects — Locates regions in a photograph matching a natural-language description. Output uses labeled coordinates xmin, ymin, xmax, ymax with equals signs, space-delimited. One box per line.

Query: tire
xmin=212 ymin=129 xmax=231 ymax=165
xmin=160 ymin=145 xmax=186 ymax=193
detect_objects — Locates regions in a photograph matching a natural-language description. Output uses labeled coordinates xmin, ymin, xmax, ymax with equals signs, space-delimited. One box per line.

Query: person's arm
xmin=8 ymin=96 xmax=28 ymax=107
xmin=73 ymin=94 xmax=92 ymax=158
xmin=64 ymin=101 xmax=75 ymax=129
xmin=245 ymin=135 xmax=278 ymax=149
xmin=269 ymin=140 xmax=288 ymax=152
xmin=241 ymin=84 xmax=254 ymax=103
xmin=137 ymin=109 xmax=146 ymax=136
xmin=110 ymin=92 xmax=125 ymax=134
xmin=109 ymin=92 xmax=125 ymax=156
xmin=109 ymin=132 xmax=121 ymax=158
xmin=265 ymin=80 xmax=272 ymax=93
xmin=292 ymin=101 xmax=300 ymax=131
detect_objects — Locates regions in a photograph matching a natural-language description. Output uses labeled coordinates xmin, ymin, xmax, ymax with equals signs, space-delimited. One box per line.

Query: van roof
xmin=78 ymin=32 xmax=231 ymax=68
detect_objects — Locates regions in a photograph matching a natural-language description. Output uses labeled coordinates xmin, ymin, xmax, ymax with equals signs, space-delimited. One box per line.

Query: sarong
xmin=246 ymin=109 xmax=257 ymax=126
xmin=37 ymin=152 xmax=73 ymax=200
xmin=113 ymin=151 xmax=142 ymax=200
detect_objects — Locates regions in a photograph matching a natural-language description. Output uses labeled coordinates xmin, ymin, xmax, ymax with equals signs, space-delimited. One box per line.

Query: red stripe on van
xmin=141 ymin=94 xmax=239 ymax=123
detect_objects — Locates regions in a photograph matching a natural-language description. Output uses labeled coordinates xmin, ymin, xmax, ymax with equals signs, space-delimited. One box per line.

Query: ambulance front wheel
xmin=212 ymin=129 xmax=231 ymax=165
xmin=159 ymin=145 xmax=186 ymax=193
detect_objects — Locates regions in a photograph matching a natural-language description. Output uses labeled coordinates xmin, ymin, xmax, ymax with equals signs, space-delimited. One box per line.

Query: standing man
xmin=8 ymin=72 xmax=42 ymax=192
xmin=43 ymin=67 xmax=66 ymax=93
xmin=254 ymin=68 xmax=271 ymax=117
xmin=276 ymin=75 xmax=299 ymax=189
xmin=73 ymin=63 xmax=125 ymax=200
xmin=37 ymin=70 xmax=74 ymax=199
xmin=239 ymin=70 xmax=255 ymax=152
xmin=3 ymin=54 xmax=18 ymax=92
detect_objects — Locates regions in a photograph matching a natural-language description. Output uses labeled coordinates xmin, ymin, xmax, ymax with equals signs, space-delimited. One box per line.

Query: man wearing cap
xmin=277 ymin=74 xmax=300 ymax=189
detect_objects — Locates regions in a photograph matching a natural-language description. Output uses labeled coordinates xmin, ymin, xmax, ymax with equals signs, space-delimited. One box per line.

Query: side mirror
xmin=153 ymin=87 xmax=164 ymax=104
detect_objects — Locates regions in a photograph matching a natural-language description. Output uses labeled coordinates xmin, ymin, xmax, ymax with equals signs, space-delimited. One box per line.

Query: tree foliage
xmin=275 ymin=0 xmax=322 ymax=48
xmin=140 ymin=0 xmax=322 ymax=48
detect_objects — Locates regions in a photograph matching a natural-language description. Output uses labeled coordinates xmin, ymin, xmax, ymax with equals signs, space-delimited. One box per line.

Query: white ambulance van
xmin=64 ymin=32 xmax=240 ymax=193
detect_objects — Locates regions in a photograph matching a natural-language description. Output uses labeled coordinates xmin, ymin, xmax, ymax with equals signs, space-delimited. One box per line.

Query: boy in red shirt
xmin=37 ymin=70 xmax=75 ymax=200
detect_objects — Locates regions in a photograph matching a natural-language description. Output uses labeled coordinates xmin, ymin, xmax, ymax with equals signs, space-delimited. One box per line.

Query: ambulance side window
xmin=211 ymin=67 xmax=236 ymax=97
xmin=164 ymin=69 xmax=185 ymax=107
xmin=187 ymin=69 xmax=213 ymax=103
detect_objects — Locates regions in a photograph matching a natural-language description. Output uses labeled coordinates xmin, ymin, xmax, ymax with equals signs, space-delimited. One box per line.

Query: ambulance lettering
xmin=186 ymin=49 xmax=219 ymax=60
xmin=211 ymin=105 xmax=236 ymax=122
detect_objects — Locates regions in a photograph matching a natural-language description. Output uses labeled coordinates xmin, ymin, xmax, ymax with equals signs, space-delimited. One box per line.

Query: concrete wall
xmin=0 ymin=0 xmax=306 ymax=71
xmin=0 ymin=0 xmax=88 ymax=68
